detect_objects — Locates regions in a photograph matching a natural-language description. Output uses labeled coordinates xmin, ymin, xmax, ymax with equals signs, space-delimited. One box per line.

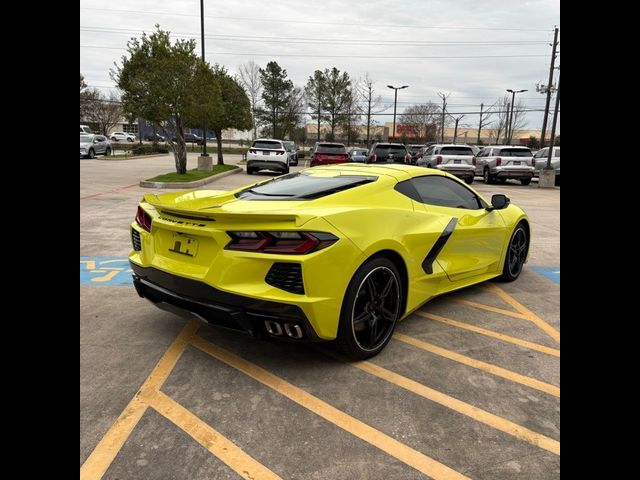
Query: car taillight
xmin=368 ymin=154 xmax=377 ymax=163
xmin=436 ymin=155 xmax=443 ymax=164
xmin=276 ymin=151 xmax=284 ymax=155
xmin=226 ymin=231 xmax=338 ymax=254
xmin=249 ymin=149 xmax=256 ymax=154
xmin=496 ymin=157 xmax=502 ymax=166
xmin=531 ymin=158 xmax=536 ymax=167
xmin=135 ymin=206 xmax=152 ymax=232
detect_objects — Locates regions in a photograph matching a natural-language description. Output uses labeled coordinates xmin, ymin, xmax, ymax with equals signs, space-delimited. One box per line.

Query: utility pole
xmin=477 ymin=103 xmax=484 ymax=144
xmin=540 ymin=26 xmax=559 ymax=147
xmin=539 ymin=74 xmax=560 ymax=188
xmin=438 ymin=92 xmax=449 ymax=143
xmin=448 ymin=113 xmax=465 ymax=143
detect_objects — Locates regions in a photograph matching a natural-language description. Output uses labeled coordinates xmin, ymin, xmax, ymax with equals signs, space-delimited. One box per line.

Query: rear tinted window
xmin=253 ymin=140 xmax=282 ymax=149
xmin=498 ymin=148 xmax=532 ymax=157
xmin=316 ymin=144 xmax=346 ymax=153
xmin=440 ymin=146 xmax=474 ymax=155
xmin=374 ymin=145 xmax=407 ymax=155
xmin=236 ymin=173 xmax=377 ymax=200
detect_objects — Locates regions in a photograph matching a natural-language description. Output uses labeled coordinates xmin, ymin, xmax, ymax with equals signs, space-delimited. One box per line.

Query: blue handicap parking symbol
xmin=80 ymin=257 xmax=133 ymax=285
xmin=529 ymin=265 xmax=560 ymax=284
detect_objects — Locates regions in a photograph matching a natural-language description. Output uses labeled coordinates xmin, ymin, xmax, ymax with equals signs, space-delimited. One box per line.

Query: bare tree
xmin=493 ymin=95 xmax=527 ymax=145
xmin=237 ymin=60 xmax=263 ymax=140
xmin=357 ymin=74 xmax=386 ymax=147
xmin=339 ymin=88 xmax=361 ymax=146
xmin=80 ymin=73 xmax=98 ymax=122
xmin=476 ymin=101 xmax=497 ymax=144
xmin=87 ymin=91 xmax=123 ymax=136
xmin=448 ymin=114 xmax=466 ymax=143
xmin=493 ymin=96 xmax=510 ymax=145
xmin=398 ymin=102 xmax=440 ymax=143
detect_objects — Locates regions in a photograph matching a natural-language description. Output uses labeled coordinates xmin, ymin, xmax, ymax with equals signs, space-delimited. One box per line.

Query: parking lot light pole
xmin=539 ymin=75 xmax=560 ymax=188
xmin=506 ymin=89 xmax=527 ymax=144
xmin=387 ymin=85 xmax=408 ymax=141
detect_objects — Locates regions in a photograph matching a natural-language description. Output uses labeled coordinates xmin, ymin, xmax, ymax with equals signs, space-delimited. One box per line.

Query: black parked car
xmin=171 ymin=132 xmax=202 ymax=143
xmin=367 ymin=142 xmax=411 ymax=164
xmin=144 ymin=133 xmax=166 ymax=142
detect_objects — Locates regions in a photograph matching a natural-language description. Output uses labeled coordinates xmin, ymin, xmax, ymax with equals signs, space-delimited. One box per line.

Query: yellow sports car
xmin=130 ymin=164 xmax=530 ymax=359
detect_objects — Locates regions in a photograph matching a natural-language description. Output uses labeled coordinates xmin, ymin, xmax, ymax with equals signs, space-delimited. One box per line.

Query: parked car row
xmin=533 ymin=146 xmax=560 ymax=185
xmin=246 ymin=139 xmax=298 ymax=175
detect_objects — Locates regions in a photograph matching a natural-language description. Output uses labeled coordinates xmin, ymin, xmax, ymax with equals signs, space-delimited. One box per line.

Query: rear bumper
xmin=437 ymin=165 xmax=475 ymax=178
xmin=131 ymin=263 xmax=322 ymax=342
xmin=247 ymin=159 xmax=288 ymax=171
xmin=493 ymin=167 xmax=535 ymax=179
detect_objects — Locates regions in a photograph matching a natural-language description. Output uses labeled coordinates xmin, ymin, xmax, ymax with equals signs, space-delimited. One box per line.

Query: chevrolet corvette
xmin=129 ymin=164 xmax=530 ymax=359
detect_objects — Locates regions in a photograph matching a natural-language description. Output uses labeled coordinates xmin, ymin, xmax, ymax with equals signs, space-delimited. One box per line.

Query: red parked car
xmin=310 ymin=142 xmax=350 ymax=167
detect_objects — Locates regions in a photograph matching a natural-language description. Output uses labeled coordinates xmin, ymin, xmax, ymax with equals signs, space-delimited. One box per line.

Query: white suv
xmin=246 ymin=139 xmax=289 ymax=175
xmin=416 ymin=144 xmax=476 ymax=184
xmin=474 ymin=145 xmax=535 ymax=185
xmin=110 ymin=131 xmax=136 ymax=142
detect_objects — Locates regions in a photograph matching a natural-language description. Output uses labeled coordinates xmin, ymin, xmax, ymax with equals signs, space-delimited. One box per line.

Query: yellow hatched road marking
xmin=394 ymin=333 xmax=559 ymax=397
xmin=449 ymin=298 xmax=531 ymax=320
xmin=414 ymin=311 xmax=560 ymax=358
xmin=191 ymin=335 xmax=470 ymax=480
xmin=81 ymin=320 xmax=200 ymax=480
xmin=149 ymin=390 xmax=282 ymax=480
xmin=343 ymin=356 xmax=560 ymax=455
xmin=485 ymin=284 xmax=560 ymax=343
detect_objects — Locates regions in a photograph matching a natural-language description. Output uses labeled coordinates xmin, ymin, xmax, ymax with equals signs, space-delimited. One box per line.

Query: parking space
xmin=81 ymin=157 xmax=559 ymax=479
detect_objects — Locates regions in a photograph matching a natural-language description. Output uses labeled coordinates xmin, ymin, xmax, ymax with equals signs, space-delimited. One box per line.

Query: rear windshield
xmin=499 ymin=148 xmax=532 ymax=157
xmin=440 ymin=146 xmax=474 ymax=155
xmin=283 ymin=141 xmax=295 ymax=150
xmin=253 ymin=140 xmax=282 ymax=149
xmin=351 ymin=149 xmax=367 ymax=155
xmin=316 ymin=144 xmax=346 ymax=154
xmin=236 ymin=173 xmax=376 ymax=200
xmin=374 ymin=145 xmax=407 ymax=155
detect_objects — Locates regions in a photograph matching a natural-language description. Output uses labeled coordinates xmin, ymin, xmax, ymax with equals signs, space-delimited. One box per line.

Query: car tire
xmin=464 ymin=176 xmax=474 ymax=185
xmin=483 ymin=167 xmax=493 ymax=184
xmin=283 ymin=167 xmax=290 ymax=174
xmin=336 ymin=257 xmax=403 ymax=360
xmin=105 ymin=147 xmax=112 ymax=156
xmin=88 ymin=148 xmax=95 ymax=159
xmin=497 ymin=222 xmax=529 ymax=282
xmin=520 ymin=178 xmax=532 ymax=186
xmin=247 ymin=168 xmax=254 ymax=175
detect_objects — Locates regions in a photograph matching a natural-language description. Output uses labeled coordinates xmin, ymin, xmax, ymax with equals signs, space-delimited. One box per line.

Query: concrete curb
xmin=96 ymin=153 xmax=171 ymax=161
xmin=139 ymin=166 xmax=242 ymax=189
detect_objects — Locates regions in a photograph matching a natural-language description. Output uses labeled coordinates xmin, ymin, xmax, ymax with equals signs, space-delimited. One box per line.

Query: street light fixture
xmin=506 ymin=89 xmax=527 ymax=144
xmin=387 ymin=85 xmax=408 ymax=141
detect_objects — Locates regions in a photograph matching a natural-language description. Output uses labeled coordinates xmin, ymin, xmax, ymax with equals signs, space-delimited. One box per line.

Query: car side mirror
xmin=487 ymin=194 xmax=510 ymax=210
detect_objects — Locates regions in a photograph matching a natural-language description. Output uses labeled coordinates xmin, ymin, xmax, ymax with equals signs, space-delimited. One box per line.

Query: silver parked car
xmin=80 ymin=134 xmax=111 ymax=158
xmin=283 ymin=140 xmax=298 ymax=166
xmin=475 ymin=145 xmax=535 ymax=185
xmin=416 ymin=144 xmax=476 ymax=184
xmin=348 ymin=147 xmax=368 ymax=163
xmin=533 ymin=146 xmax=560 ymax=185
xmin=246 ymin=139 xmax=289 ymax=175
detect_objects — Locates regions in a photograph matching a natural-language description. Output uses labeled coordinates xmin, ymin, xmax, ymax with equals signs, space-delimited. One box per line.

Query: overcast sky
xmin=80 ymin=0 xmax=560 ymax=133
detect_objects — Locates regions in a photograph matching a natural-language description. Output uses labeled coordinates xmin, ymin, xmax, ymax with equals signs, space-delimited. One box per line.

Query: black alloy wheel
xmin=499 ymin=223 xmax=528 ymax=282
xmin=88 ymin=148 xmax=95 ymax=159
xmin=337 ymin=257 xmax=402 ymax=359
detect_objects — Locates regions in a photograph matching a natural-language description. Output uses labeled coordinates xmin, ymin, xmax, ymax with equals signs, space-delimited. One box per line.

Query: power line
xmin=80 ymin=26 xmax=549 ymax=46
xmin=79 ymin=8 xmax=552 ymax=32
xmin=80 ymin=45 xmax=547 ymax=59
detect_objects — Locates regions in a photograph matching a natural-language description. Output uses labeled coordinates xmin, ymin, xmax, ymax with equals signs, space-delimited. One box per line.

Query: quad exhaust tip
xmin=264 ymin=320 xmax=303 ymax=339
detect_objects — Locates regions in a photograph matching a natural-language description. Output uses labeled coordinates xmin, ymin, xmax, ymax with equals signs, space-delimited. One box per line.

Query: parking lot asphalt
xmin=80 ymin=153 xmax=559 ymax=480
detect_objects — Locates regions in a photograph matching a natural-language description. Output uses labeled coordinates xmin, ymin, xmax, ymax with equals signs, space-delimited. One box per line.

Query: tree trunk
xmin=172 ymin=117 xmax=187 ymax=174
xmin=215 ymin=131 xmax=224 ymax=165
